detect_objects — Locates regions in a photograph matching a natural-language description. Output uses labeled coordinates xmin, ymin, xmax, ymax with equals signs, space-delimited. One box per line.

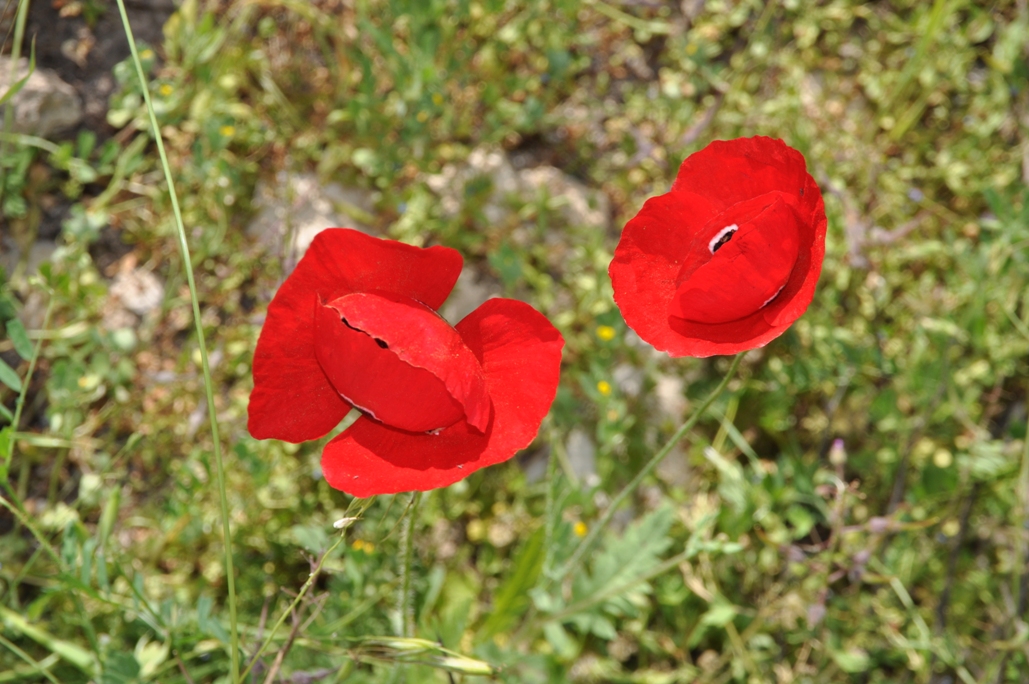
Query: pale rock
xmin=612 ymin=363 xmax=644 ymax=397
xmin=518 ymin=165 xmax=610 ymax=229
xmin=0 ymin=57 xmax=83 ymax=137
xmin=656 ymin=445 xmax=691 ymax=488
xmin=425 ymin=147 xmax=609 ymax=230
xmin=566 ymin=427 xmax=597 ymax=482
xmin=109 ymin=268 xmax=164 ymax=316
xmin=654 ymin=374 xmax=686 ymax=421
xmin=0 ymin=239 xmax=57 ymax=277
xmin=521 ymin=446 xmax=550 ymax=484
xmin=247 ymin=172 xmax=376 ymax=267
xmin=439 ymin=267 xmax=501 ymax=323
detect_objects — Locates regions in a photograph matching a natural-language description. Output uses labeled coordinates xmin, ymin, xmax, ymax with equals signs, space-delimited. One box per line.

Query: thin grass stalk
xmin=0 ymin=0 xmax=30 ymax=181
xmin=238 ymin=532 xmax=348 ymax=683
xmin=110 ymin=1 xmax=239 ymax=679
xmin=550 ymin=353 xmax=743 ymax=587
xmin=0 ymin=631 xmax=62 ymax=684
xmin=3 ymin=297 xmax=52 ymax=475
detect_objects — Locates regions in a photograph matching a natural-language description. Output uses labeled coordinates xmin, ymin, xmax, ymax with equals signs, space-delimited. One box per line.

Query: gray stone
xmin=109 ymin=268 xmax=164 ymax=316
xmin=566 ymin=427 xmax=597 ymax=483
xmin=246 ymin=171 xmax=376 ymax=268
xmin=439 ymin=267 xmax=502 ymax=324
xmin=521 ymin=447 xmax=550 ymax=484
xmin=612 ymin=363 xmax=644 ymax=398
xmin=654 ymin=374 xmax=686 ymax=421
xmin=518 ymin=165 xmax=609 ymax=229
xmin=0 ymin=238 xmax=57 ymax=278
xmin=656 ymin=445 xmax=690 ymax=488
xmin=0 ymin=57 xmax=83 ymax=137
xmin=425 ymin=147 xmax=610 ymax=230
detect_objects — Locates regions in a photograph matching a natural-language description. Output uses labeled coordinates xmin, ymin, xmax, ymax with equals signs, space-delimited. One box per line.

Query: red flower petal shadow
xmin=321 ymin=299 xmax=564 ymax=496
xmin=248 ymin=229 xmax=463 ymax=443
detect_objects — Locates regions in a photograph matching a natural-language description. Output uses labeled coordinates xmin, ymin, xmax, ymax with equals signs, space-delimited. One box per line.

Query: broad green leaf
xmin=5 ymin=319 xmax=33 ymax=360
xmin=100 ymin=651 xmax=140 ymax=684
xmin=0 ymin=357 xmax=22 ymax=392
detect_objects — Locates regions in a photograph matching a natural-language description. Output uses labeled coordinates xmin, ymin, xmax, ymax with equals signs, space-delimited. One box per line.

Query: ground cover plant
xmin=2 ymin=0 xmax=1029 ymax=682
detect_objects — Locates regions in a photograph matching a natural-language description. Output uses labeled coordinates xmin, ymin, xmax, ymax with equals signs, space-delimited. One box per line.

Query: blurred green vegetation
xmin=3 ymin=0 xmax=1029 ymax=682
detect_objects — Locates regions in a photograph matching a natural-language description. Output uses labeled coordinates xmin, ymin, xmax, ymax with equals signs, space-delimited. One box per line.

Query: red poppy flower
xmin=609 ymin=136 xmax=827 ymax=357
xmin=248 ymin=228 xmax=564 ymax=497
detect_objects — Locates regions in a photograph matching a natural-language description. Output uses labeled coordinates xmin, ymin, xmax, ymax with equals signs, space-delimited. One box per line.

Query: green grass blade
xmin=110 ymin=1 xmax=239 ymax=679
xmin=0 ymin=606 xmax=97 ymax=676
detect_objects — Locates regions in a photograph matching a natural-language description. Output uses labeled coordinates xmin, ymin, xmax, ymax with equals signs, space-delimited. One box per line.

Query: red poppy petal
xmin=670 ymin=136 xmax=812 ymax=212
xmin=611 ymin=137 xmax=827 ymax=358
xmin=314 ymin=301 xmax=463 ymax=432
xmin=609 ymin=191 xmax=720 ymax=355
xmin=333 ymin=292 xmax=490 ymax=431
xmin=670 ymin=195 xmax=801 ymax=324
xmin=320 ymin=298 xmax=564 ymax=496
xmin=248 ymin=301 xmax=350 ymax=442
xmin=248 ymin=228 xmax=463 ymax=442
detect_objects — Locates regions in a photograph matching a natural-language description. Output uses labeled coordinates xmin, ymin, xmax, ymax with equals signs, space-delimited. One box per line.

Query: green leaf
xmin=0 ymin=357 xmax=22 ymax=393
xmin=700 ymin=601 xmax=738 ymax=628
xmin=831 ymin=647 xmax=871 ymax=673
xmin=6 ymin=318 xmax=33 ymax=360
xmin=479 ymin=527 xmax=544 ymax=641
xmin=542 ymin=622 xmax=578 ymax=660
xmin=0 ymin=39 xmax=35 ymax=107
xmin=571 ymin=505 xmax=675 ymax=616
xmin=100 ymin=651 xmax=140 ymax=684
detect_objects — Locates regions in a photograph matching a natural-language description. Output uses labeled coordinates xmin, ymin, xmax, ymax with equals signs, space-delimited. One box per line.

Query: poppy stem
xmin=550 ymin=353 xmax=744 ymax=587
xmin=112 ymin=2 xmax=239 ymax=679
xmin=398 ymin=491 xmax=422 ymax=638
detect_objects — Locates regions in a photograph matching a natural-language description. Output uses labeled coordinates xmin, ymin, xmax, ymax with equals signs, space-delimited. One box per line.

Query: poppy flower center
xmin=313 ymin=291 xmax=491 ymax=434
xmin=670 ymin=192 xmax=802 ymax=325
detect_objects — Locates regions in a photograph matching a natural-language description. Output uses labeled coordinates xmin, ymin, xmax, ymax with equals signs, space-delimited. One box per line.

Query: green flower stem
xmin=399 ymin=492 xmax=422 ymax=638
xmin=111 ymin=1 xmax=238 ymax=679
xmin=550 ymin=353 xmax=744 ymax=587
